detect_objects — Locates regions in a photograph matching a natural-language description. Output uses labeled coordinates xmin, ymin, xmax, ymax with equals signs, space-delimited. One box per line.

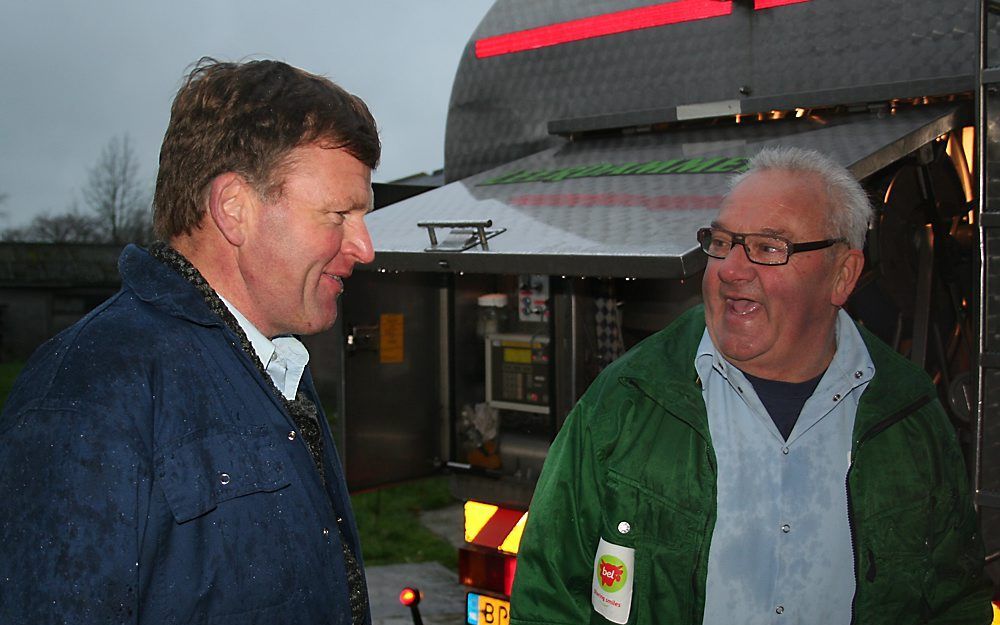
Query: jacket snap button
xmin=219 ymin=473 xmax=231 ymax=485
xmin=617 ymin=521 xmax=631 ymax=534
xmin=854 ymin=370 xmax=863 ymax=379
xmin=781 ymin=524 xmax=790 ymax=533
xmin=288 ymin=431 xmax=296 ymax=441
xmin=775 ymin=605 xmax=784 ymax=614
xmin=832 ymin=393 xmax=841 ymax=402
xmin=322 ymin=527 xmax=331 ymax=537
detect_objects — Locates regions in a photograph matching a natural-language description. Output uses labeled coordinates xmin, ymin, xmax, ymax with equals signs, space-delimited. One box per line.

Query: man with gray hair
xmin=510 ymin=147 xmax=991 ymax=625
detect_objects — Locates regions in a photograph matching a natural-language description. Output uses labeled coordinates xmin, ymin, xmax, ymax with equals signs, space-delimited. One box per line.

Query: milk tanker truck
xmin=321 ymin=1 xmax=1000 ymax=621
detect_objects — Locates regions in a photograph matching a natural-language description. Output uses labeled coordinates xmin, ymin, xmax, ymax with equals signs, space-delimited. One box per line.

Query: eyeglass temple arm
xmin=789 ymin=237 xmax=846 ymax=253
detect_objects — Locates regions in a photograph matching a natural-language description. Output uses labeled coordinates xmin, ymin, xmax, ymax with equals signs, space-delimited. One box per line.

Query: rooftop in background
xmin=374 ymin=169 xmax=444 ymax=210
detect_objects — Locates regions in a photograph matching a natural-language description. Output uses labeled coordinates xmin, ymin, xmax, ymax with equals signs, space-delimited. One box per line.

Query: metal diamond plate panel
xmin=986 ymin=88 xmax=1000 ymax=220
xmin=982 ymin=372 xmax=1000 ymax=555
xmin=368 ymin=104 xmax=961 ymax=279
xmin=981 ymin=364 xmax=1000 ymax=524
xmin=986 ymin=229 xmax=1000 ymax=355
xmin=751 ymin=1 xmax=980 ymax=95
xmin=446 ymin=0 xmax=994 ymax=181
xmin=980 ymin=86 xmax=1000 ymax=534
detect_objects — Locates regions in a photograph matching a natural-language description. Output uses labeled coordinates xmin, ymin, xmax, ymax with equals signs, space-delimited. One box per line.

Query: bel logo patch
xmin=592 ymin=537 xmax=634 ymax=623
xmin=597 ymin=555 xmax=627 ymax=592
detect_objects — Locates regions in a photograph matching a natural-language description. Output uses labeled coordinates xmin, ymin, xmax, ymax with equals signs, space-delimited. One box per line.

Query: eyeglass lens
xmin=699 ymin=229 xmax=790 ymax=265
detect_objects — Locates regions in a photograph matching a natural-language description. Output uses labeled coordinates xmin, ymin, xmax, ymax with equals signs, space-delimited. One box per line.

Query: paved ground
xmin=367 ymin=562 xmax=466 ymax=625
xmin=366 ymin=504 xmax=467 ymax=625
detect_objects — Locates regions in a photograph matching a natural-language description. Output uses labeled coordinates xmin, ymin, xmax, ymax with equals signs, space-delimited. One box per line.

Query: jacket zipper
xmin=846 ymin=393 xmax=933 ymax=625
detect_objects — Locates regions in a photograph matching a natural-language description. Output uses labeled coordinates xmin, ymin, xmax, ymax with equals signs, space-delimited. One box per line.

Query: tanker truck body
xmin=324 ymin=2 xmax=1000 ymax=621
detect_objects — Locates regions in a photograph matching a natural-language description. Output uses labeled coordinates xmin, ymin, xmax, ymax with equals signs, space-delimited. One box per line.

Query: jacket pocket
xmin=861 ymin=494 xmax=933 ymax=561
xmin=593 ymin=470 xmax=707 ymax=625
xmin=603 ymin=469 xmax=704 ymax=549
xmin=855 ymin=494 xmax=933 ymax=621
xmin=155 ymin=425 xmax=291 ymax=523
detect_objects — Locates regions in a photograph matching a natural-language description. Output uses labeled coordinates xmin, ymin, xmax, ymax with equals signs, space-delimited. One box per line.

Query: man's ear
xmin=831 ymin=248 xmax=865 ymax=307
xmin=207 ymin=172 xmax=253 ymax=246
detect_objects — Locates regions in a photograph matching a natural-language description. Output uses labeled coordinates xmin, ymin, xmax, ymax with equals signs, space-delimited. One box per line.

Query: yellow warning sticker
xmin=379 ymin=313 xmax=404 ymax=364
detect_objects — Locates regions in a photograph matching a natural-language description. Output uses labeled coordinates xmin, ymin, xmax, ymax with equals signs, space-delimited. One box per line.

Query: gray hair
xmin=729 ymin=147 xmax=872 ymax=249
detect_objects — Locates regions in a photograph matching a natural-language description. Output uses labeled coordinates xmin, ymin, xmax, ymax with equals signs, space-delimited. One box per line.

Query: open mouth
xmin=726 ymin=298 xmax=760 ymax=316
xmin=323 ymin=273 xmax=345 ymax=291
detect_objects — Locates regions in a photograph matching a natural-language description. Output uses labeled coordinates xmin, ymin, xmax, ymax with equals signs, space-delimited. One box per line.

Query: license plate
xmin=466 ymin=592 xmax=510 ymax=625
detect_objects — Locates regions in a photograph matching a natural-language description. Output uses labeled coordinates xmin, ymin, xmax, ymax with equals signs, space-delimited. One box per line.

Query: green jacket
xmin=510 ymin=306 xmax=991 ymax=625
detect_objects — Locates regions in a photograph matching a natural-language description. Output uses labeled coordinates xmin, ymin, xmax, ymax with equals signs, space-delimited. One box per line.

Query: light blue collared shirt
xmin=697 ymin=309 xmax=875 ymax=625
xmin=219 ymin=296 xmax=309 ymax=401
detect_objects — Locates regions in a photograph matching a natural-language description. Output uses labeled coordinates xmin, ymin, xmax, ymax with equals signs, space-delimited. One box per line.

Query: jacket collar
xmin=118 ymin=243 xmax=227 ymax=328
xmin=118 ymin=243 xmax=295 ymax=421
xmin=617 ymin=304 xmax=933 ymax=444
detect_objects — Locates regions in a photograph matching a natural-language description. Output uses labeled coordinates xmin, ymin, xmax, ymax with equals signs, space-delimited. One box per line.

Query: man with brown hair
xmin=0 ymin=58 xmax=380 ymax=624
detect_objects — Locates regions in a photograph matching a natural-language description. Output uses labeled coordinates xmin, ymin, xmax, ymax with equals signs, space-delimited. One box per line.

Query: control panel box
xmin=485 ymin=333 xmax=550 ymax=414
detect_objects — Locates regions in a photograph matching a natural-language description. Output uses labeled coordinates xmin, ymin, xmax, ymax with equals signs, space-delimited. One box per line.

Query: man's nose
xmin=716 ymin=243 xmax=756 ymax=281
xmin=346 ymin=216 xmax=375 ymax=264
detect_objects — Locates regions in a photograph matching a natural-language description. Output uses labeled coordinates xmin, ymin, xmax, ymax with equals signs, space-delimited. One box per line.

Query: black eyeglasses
xmin=697 ymin=227 xmax=846 ymax=266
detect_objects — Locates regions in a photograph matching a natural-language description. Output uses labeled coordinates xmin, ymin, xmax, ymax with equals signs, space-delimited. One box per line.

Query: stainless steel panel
xmin=448 ymin=0 xmax=995 ymax=180
xmin=976 ymin=6 xmax=999 ymax=580
xmin=977 ymin=77 xmax=1000 ymax=578
xmin=339 ymin=271 xmax=446 ymax=490
xmin=367 ymin=104 xmax=965 ymax=279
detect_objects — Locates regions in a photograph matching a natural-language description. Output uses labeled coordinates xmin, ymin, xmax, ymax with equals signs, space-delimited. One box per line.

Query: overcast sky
xmin=0 ymin=1 xmax=495 ymax=229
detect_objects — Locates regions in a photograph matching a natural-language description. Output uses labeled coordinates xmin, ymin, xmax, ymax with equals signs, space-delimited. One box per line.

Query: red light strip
xmin=754 ymin=0 xmax=811 ymax=9
xmin=504 ymin=555 xmax=518 ymax=597
xmin=475 ymin=0 xmax=733 ymax=59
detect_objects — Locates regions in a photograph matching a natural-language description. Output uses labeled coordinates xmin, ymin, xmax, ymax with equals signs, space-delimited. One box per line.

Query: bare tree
xmin=0 ymin=135 xmax=153 ymax=244
xmin=2 ymin=205 xmax=102 ymax=243
xmin=82 ymin=134 xmax=153 ymax=244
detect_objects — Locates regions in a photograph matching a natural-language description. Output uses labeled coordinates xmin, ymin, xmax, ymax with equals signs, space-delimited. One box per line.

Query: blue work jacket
xmin=0 ymin=244 xmax=369 ymax=625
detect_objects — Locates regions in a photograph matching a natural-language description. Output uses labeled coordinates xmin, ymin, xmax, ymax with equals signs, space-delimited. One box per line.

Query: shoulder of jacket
xmin=857 ymin=323 xmax=939 ymax=412
xmin=603 ymin=305 xmax=705 ymax=381
xmin=568 ymin=306 xmax=706 ymax=441
xmin=858 ymin=323 xmax=934 ymax=390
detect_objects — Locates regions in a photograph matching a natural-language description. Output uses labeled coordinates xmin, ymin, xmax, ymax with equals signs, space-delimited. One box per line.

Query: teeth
xmin=729 ymin=299 xmax=758 ymax=315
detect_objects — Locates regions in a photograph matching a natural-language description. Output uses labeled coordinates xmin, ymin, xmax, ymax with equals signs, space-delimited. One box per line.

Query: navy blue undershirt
xmin=742 ymin=370 xmax=825 ymax=440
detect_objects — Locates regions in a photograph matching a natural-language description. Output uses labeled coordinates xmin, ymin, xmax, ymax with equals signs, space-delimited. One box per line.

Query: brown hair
xmin=153 ymin=57 xmax=381 ymax=239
